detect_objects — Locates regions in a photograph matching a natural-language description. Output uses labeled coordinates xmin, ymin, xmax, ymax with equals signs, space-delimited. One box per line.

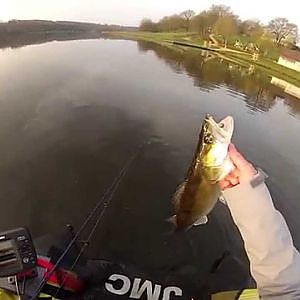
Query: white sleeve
xmin=223 ymin=181 xmax=300 ymax=299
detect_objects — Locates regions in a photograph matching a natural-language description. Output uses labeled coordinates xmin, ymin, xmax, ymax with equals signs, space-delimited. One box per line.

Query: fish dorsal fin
xmin=193 ymin=215 xmax=208 ymax=226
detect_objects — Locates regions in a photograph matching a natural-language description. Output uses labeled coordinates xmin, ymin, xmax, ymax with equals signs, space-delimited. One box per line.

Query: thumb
xmin=228 ymin=144 xmax=250 ymax=170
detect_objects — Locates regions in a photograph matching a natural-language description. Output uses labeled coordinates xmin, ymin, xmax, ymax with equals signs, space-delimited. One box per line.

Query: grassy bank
xmin=223 ymin=51 xmax=300 ymax=87
xmin=106 ymin=31 xmax=300 ymax=87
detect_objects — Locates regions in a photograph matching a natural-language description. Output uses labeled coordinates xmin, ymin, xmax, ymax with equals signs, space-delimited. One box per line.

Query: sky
xmin=1 ymin=0 xmax=299 ymax=29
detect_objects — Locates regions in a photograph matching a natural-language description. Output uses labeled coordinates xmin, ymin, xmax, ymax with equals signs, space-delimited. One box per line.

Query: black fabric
xmin=24 ymin=232 xmax=250 ymax=299
xmin=78 ymin=252 xmax=248 ymax=300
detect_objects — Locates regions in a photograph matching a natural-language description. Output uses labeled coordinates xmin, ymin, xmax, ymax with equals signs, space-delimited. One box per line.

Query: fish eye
xmin=204 ymin=134 xmax=213 ymax=144
xmin=219 ymin=123 xmax=224 ymax=128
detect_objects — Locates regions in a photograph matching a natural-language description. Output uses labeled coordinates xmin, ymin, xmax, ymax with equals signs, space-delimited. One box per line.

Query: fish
xmin=172 ymin=114 xmax=234 ymax=230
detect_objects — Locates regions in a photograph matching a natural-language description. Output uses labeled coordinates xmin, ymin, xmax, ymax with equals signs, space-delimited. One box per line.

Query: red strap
xmin=37 ymin=258 xmax=84 ymax=292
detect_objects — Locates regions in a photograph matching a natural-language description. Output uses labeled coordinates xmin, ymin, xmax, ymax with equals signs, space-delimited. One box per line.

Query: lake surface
xmin=0 ymin=38 xmax=300 ymax=294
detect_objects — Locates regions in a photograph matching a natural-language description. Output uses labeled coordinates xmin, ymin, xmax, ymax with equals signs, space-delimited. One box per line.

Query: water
xmin=0 ymin=38 xmax=300 ymax=292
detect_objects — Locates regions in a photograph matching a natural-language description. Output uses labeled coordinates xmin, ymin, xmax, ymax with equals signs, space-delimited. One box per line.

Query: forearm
xmin=223 ymin=182 xmax=300 ymax=299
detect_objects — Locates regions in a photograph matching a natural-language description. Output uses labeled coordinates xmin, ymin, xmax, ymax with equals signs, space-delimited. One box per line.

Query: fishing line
xmin=53 ymin=152 xmax=138 ymax=298
xmin=31 ymin=141 xmax=147 ymax=299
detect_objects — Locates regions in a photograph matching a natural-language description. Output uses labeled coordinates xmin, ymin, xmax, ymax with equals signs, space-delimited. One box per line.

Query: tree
xmin=213 ymin=15 xmax=238 ymax=47
xmin=158 ymin=15 xmax=185 ymax=32
xmin=208 ymin=5 xmax=233 ymax=17
xmin=180 ymin=10 xmax=195 ymax=31
xmin=191 ymin=12 xmax=210 ymax=37
xmin=256 ymin=34 xmax=279 ymax=58
xmin=268 ymin=18 xmax=298 ymax=45
xmin=204 ymin=5 xmax=237 ymax=34
xmin=240 ymin=19 xmax=263 ymax=38
xmin=139 ymin=19 xmax=159 ymax=32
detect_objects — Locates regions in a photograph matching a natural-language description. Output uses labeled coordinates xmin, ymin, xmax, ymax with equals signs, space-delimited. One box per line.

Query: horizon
xmin=1 ymin=19 xmax=137 ymax=27
xmin=2 ymin=0 xmax=300 ymax=30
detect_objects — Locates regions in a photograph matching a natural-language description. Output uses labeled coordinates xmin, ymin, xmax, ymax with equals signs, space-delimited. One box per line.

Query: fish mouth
xmin=205 ymin=114 xmax=234 ymax=141
xmin=219 ymin=116 xmax=234 ymax=136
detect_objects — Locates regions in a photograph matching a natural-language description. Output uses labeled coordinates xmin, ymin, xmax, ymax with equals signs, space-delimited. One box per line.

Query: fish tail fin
xmin=164 ymin=215 xmax=189 ymax=236
xmin=164 ymin=215 xmax=181 ymax=235
xmin=166 ymin=214 xmax=177 ymax=226
xmin=163 ymin=215 xmax=176 ymax=237
xmin=164 ymin=218 xmax=194 ymax=237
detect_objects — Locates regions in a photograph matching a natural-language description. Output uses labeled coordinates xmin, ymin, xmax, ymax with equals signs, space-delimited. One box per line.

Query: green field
xmin=106 ymin=31 xmax=203 ymax=45
xmin=106 ymin=31 xmax=300 ymax=87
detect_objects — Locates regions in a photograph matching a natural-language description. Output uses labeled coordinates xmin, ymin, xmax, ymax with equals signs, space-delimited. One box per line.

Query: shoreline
xmin=105 ymin=31 xmax=300 ymax=88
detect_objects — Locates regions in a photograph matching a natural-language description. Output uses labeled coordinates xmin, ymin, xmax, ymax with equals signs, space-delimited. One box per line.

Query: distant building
xmin=277 ymin=49 xmax=300 ymax=72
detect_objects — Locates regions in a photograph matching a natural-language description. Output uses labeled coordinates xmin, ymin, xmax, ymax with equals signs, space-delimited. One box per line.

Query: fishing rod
xmin=53 ymin=154 xmax=138 ymax=299
xmin=31 ymin=141 xmax=147 ymax=299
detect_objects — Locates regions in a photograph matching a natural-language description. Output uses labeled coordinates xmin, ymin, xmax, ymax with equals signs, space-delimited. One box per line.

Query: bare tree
xmin=268 ymin=18 xmax=298 ymax=45
xmin=180 ymin=10 xmax=195 ymax=31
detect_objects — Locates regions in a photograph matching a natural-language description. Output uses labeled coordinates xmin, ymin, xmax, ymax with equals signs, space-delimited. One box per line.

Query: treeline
xmin=140 ymin=5 xmax=298 ymax=48
xmin=0 ymin=20 xmax=136 ymax=35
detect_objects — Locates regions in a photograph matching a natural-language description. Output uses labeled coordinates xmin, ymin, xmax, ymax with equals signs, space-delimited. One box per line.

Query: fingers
xmin=226 ymin=173 xmax=239 ymax=186
xmin=219 ymin=180 xmax=235 ymax=190
xmin=228 ymin=144 xmax=257 ymax=182
xmin=219 ymin=180 xmax=230 ymax=190
xmin=228 ymin=144 xmax=251 ymax=170
xmin=219 ymin=170 xmax=239 ymax=189
xmin=231 ymin=168 xmax=239 ymax=178
xmin=220 ymin=143 xmax=258 ymax=190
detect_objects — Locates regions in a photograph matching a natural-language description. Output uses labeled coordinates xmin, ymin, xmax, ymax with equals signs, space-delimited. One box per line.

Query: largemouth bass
xmin=173 ymin=114 xmax=234 ymax=230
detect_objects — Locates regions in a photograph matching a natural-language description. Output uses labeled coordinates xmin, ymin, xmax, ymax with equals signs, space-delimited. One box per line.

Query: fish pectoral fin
xmin=193 ymin=215 xmax=208 ymax=226
xmin=173 ymin=183 xmax=186 ymax=210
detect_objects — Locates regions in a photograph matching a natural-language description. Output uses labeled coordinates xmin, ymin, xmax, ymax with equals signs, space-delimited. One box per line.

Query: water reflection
xmin=135 ymin=41 xmax=300 ymax=250
xmin=137 ymin=41 xmax=300 ymax=115
xmin=0 ymin=38 xmax=300 ymax=295
xmin=0 ymin=31 xmax=101 ymax=50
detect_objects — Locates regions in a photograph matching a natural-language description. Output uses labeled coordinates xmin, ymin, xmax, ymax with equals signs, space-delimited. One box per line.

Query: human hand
xmin=219 ymin=144 xmax=257 ymax=191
